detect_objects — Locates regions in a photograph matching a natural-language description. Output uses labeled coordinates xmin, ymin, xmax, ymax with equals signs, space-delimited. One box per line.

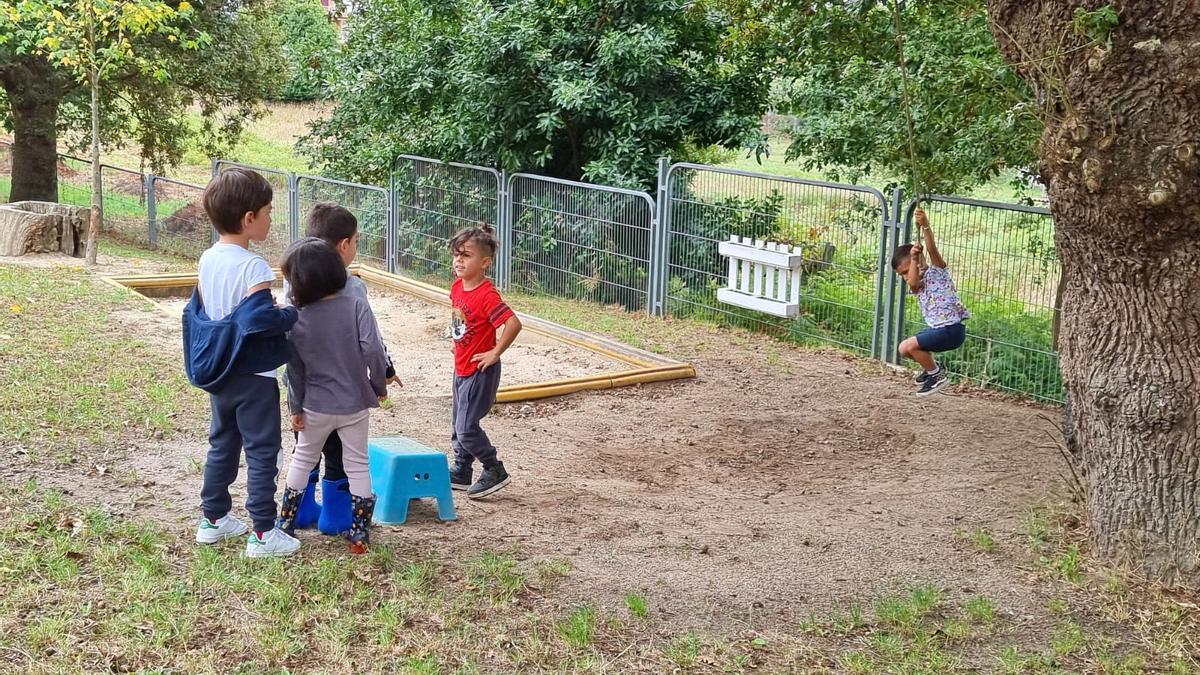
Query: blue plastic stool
xmin=368 ymin=436 xmax=458 ymax=525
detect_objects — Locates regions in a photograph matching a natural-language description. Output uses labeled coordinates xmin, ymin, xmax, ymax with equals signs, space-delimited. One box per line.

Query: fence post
xmin=647 ymin=157 xmax=671 ymax=317
xmin=497 ymin=170 xmax=512 ymax=290
xmin=288 ymin=173 xmax=300 ymax=244
xmin=386 ymin=164 xmax=397 ymax=274
xmin=881 ymin=186 xmax=904 ymax=364
xmin=209 ymin=161 xmax=220 ymax=244
xmin=146 ymin=173 xmax=158 ymax=250
xmin=893 ymin=196 xmax=915 ymax=363
xmin=871 ymin=193 xmax=889 ymax=360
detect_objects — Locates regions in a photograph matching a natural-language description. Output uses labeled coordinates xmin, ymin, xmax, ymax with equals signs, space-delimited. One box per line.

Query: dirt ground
xmin=7 ymin=253 xmax=1070 ymax=644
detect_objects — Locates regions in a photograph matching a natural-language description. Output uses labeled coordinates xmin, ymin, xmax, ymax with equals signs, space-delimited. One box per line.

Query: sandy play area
xmin=154 ymin=285 xmax=633 ymax=397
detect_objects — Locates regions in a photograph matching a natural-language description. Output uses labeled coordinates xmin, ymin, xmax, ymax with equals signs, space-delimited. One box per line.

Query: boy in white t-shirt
xmin=192 ymin=168 xmax=300 ymax=557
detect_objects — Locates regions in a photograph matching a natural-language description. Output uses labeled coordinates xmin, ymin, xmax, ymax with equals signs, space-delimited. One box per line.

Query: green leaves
xmin=775 ymin=0 xmax=1041 ymax=194
xmin=15 ymin=0 xmax=199 ymax=79
xmin=269 ymin=0 xmax=339 ymax=101
xmin=1072 ymin=5 xmax=1119 ymax=48
xmin=302 ymin=0 xmax=775 ymax=188
xmin=2 ymin=0 xmax=284 ymax=181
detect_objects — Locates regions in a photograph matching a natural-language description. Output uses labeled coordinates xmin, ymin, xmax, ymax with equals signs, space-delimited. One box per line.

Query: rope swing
xmin=891 ymin=0 xmax=928 ymax=269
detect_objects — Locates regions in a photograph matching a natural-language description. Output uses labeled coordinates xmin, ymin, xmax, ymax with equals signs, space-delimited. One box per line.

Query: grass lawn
xmin=0 ymin=265 xmax=201 ymax=452
xmin=55 ymin=102 xmax=328 ymax=185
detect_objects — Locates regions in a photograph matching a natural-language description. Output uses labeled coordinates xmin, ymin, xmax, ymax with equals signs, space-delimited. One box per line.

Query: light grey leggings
xmin=287 ymin=409 xmax=372 ymax=497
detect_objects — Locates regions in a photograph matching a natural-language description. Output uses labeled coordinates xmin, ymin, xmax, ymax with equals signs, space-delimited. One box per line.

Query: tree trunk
xmin=989 ymin=1 xmax=1200 ymax=584
xmin=0 ymin=57 xmax=62 ymax=203
xmin=1053 ymin=269 xmax=1082 ymax=479
xmin=85 ymin=71 xmax=102 ymax=266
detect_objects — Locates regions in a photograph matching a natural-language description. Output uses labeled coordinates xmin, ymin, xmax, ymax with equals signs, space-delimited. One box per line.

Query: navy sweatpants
xmin=201 ymin=374 xmax=282 ymax=533
xmin=451 ymin=363 xmax=501 ymax=469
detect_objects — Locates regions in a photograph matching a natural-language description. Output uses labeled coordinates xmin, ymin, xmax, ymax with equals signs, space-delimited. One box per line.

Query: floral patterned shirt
xmin=916 ymin=265 xmax=970 ymax=328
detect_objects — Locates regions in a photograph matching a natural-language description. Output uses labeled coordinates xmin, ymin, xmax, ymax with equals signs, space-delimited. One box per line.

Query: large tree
xmin=16 ymin=0 xmax=198 ymax=264
xmin=987 ymin=2 xmax=1200 ymax=584
xmin=302 ymin=0 xmax=776 ymax=187
xmin=0 ymin=0 xmax=285 ymax=203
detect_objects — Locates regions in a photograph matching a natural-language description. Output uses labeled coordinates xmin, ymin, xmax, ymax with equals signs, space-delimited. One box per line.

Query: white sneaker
xmin=196 ymin=514 xmax=249 ymax=544
xmin=244 ymin=527 xmax=301 ymax=558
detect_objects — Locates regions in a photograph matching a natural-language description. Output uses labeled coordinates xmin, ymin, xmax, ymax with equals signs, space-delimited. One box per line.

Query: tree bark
xmin=988 ymin=1 xmax=1200 ymax=583
xmin=1053 ymin=269 xmax=1082 ymax=479
xmin=85 ymin=69 xmax=101 ymax=266
xmin=0 ymin=57 xmax=62 ymax=203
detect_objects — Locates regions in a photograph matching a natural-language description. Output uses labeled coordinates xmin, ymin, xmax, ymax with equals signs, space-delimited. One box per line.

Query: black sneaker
xmin=449 ymin=462 xmax=472 ymax=491
xmin=467 ymin=462 xmax=511 ymax=500
xmin=914 ymin=370 xmax=931 ymax=384
xmin=916 ymin=371 xmax=949 ymax=396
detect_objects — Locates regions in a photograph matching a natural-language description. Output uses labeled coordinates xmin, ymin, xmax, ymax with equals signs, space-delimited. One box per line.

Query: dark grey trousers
xmin=201 ymin=374 xmax=281 ymax=533
xmin=451 ymin=362 xmax=502 ymax=469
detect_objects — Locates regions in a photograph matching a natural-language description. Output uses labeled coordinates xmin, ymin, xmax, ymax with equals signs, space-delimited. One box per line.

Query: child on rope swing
xmin=891 ymin=208 xmax=970 ymax=396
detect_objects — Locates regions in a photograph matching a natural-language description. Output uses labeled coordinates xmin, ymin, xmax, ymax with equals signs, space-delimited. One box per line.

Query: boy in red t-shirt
xmin=448 ymin=224 xmax=522 ymax=498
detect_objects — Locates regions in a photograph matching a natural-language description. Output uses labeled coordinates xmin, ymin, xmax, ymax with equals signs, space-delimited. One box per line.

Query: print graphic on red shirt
xmin=450 ymin=278 xmax=514 ymax=377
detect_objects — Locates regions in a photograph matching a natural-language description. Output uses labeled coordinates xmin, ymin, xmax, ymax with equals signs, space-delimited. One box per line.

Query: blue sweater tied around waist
xmin=182 ymin=287 xmax=298 ymax=394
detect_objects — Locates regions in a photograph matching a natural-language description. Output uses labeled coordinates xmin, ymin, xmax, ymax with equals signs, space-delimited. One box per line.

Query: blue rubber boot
xmin=317 ymin=478 xmax=353 ymax=536
xmin=294 ymin=468 xmax=321 ymax=529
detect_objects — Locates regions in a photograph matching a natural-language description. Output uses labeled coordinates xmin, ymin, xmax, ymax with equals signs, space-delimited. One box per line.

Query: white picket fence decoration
xmin=716 ymin=236 xmax=804 ymax=318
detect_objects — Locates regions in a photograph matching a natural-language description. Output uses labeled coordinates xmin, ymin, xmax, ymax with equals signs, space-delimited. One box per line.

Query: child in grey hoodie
xmin=278 ymin=237 xmax=389 ymax=554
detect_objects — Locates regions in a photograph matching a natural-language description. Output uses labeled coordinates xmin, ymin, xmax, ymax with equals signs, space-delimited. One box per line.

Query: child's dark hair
xmin=281 ymin=237 xmax=347 ymax=307
xmin=891 ymin=243 xmax=915 ymax=271
xmin=203 ymin=168 xmax=273 ymax=235
xmin=305 ymin=202 xmax=358 ymax=245
xmin=450 ymin=222 xmax=499 ymax=258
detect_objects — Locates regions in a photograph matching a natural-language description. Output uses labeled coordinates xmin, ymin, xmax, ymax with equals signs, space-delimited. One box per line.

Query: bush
xmin=270 ymin=0 xmax=338 ymax=101
xmin=302 ymin=0 xmax=775 ymax=186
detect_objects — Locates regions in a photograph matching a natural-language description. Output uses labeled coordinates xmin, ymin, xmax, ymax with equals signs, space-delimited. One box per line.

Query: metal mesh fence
xmin=99 ymin=165 xmax=150 ymax=248
xmin=213 ymin=161 xmax=294 ymax=265
xmin=665 ymin=164 xmax=890 ymax=356
xmin=391 ymin=156 xmax=500 ymax=284
xmin=153 ymin=177 xmax=211 ymax=260
xmin=297 ymin=176 xmax=389 ymax=269
xmin=0 ymin=139 xmax=1066 ymax=403
xmin=508 ymin=174 xmax=655 ymax=312
xmin=57 ymin=155 xmax=93 ymax=208
xmin=898 ymin=197 xmax=1062 ymax=402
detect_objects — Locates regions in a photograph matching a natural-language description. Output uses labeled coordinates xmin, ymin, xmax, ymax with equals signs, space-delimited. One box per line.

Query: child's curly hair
xmin=450 ymin=221 xmax=499 ymax=258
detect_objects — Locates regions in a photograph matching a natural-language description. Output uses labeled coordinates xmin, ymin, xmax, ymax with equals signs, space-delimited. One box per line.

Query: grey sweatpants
xmin=452 ymin=363 xmax=502 ymax=469
xmin=288 ymin=409 xmax=372 ymax=497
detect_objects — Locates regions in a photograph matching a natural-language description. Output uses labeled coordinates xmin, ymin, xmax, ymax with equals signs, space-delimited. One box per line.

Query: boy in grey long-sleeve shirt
xmin=278 ymin=237 xmax=390 ymax=553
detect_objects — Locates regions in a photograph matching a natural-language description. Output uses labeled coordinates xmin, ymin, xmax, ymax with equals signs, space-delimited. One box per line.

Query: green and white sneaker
xmin=244 ymin=527 xmax=301 ymax=558
xmin=196 ymin=514 xmax=249 ymax=544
